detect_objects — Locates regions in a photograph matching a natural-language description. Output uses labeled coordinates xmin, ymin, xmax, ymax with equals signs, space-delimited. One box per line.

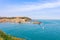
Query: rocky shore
xmin=0 ymin=17 xmax=31 ymax=23
xmin=0 ymin=17 xmax=41 ymax=24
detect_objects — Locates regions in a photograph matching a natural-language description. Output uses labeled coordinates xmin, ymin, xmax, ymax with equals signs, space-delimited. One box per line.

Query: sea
xmin=0 ymin=20 xmax=60 ymax=40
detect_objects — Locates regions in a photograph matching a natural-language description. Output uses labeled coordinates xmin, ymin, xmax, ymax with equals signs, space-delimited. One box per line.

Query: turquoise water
xmin=0 ymin=20 xmax=60 ymax=40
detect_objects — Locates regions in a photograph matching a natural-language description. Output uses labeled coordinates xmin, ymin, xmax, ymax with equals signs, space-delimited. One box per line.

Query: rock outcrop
xmin=0 ymin=17 xmax=31 ymax=23
xmin=0 ymin=17 xmax=41 ymax=24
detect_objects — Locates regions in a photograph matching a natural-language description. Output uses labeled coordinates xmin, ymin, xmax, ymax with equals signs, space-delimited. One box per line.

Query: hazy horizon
xmin=0 ymin=0 xmax=60 ymax=19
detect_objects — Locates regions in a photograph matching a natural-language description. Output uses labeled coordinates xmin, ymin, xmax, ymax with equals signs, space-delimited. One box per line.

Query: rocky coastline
xmin=0 ymin=17 xmax=41 ymax=24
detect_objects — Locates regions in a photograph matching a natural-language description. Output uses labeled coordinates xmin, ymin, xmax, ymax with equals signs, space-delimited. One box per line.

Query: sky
xmin=0 ymin=0 xmax=60 ymax=19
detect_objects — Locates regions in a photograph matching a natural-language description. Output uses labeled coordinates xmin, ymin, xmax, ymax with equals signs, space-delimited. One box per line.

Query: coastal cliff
xmin=0 ymin=17 xmax=41 ymax=24
xmin=0 ymin=17 xmax=31 ymax=23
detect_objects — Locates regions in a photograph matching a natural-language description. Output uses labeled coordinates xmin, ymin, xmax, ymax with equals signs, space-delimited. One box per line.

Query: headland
xmin=0 ymin=17 xmax=41 ymax=24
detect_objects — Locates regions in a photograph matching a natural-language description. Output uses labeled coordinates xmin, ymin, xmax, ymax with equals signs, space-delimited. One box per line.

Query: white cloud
xmin=0 ymin=1 xmax=60 ymax=13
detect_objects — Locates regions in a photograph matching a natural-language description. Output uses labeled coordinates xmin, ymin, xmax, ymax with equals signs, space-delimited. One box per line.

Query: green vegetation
xmin=0 ymin=30 xmax=25 ymax=40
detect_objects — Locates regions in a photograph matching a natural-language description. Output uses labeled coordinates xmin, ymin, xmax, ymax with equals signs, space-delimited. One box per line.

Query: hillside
xmin=0 ymin=30 xmax=25 ymax=40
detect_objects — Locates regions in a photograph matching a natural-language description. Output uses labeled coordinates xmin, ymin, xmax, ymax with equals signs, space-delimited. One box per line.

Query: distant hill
xmin=0 ymin=17 xmax=31 ymax=23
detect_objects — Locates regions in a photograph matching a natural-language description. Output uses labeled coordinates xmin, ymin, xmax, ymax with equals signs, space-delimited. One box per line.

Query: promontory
xmin=0 ymin=17 xmax=41 ymax=24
